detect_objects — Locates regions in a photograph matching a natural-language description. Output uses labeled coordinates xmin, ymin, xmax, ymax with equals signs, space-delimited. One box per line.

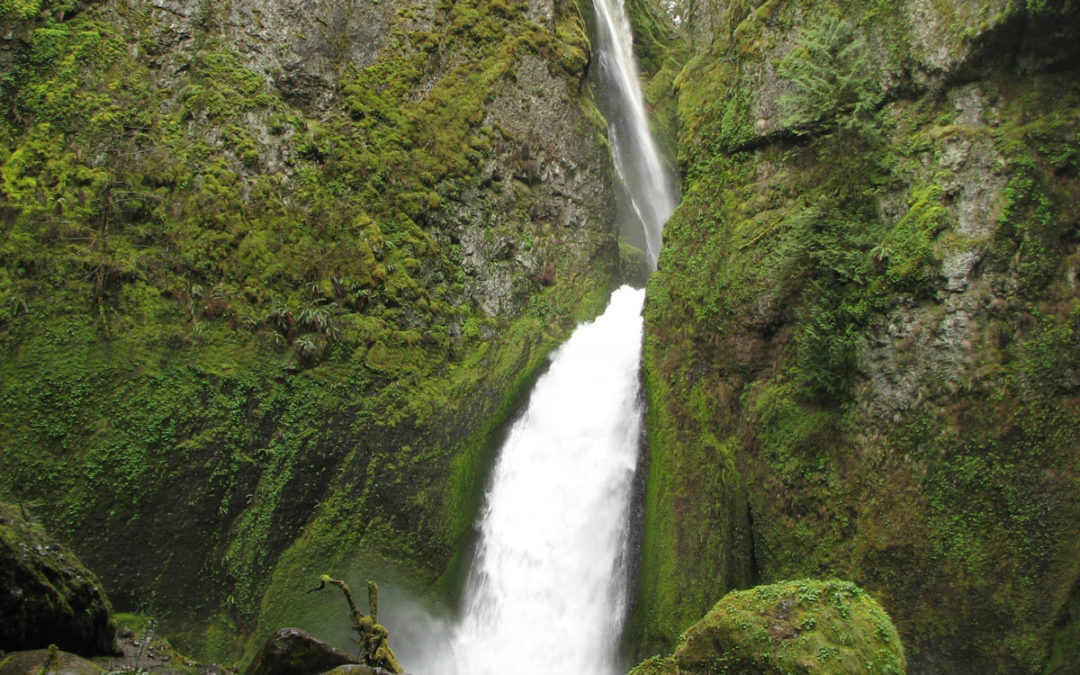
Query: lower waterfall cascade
xmin=443 ymin=285 xmax=646 ymax=675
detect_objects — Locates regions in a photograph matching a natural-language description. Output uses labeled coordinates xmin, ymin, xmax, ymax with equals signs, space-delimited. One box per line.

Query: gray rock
xmin=245 ymin=628 xmax=360 ymax=675
xmin=138 ymin=0 xmax=394 ymax=113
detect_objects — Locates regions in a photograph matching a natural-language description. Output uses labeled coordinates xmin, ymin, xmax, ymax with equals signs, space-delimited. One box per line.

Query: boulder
xmin=0 ymin=647 xmax=103 ymax=675
xmin=0 ymin=503 xmax=118 ymax=656
xmin=321 ymin=666 xmax=399 ymax=675
xmin=629 ymin=579 xmax=905 ymax=674
xmin=245 ymin=628 xmax=360 ymax=675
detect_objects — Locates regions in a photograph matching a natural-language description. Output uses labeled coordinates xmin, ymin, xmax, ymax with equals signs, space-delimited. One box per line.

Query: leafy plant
xmin=778 ymin=12 xmax=883 ymax=139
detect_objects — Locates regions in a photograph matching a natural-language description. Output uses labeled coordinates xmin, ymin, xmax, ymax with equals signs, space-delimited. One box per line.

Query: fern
xmin=778 ymin=12 xmax=883 ymax=139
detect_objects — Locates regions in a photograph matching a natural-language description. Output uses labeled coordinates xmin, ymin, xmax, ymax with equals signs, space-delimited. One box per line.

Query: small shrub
xmin=778 ymin=12 xmax=883 ymax=139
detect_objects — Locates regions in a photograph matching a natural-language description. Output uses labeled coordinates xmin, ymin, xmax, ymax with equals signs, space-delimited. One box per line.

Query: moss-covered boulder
xmin=0 ymin=503 xmax=118 ymax=656
xmin=0 ymin=648 xmax=104 ymax=675
xmin=629 ymin=579 xmax=905 ymax=675
xmin=322 ymin=666 xmax=399 ymax=675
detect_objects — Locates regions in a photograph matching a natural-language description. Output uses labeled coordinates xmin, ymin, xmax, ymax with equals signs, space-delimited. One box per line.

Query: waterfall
xmin=592 ymin=0 xmax=678 ymax=269
xmin=416 ymin=0 xmax=678 ymax=672
xmin=444 ymin=286 xmax=645 ymax=675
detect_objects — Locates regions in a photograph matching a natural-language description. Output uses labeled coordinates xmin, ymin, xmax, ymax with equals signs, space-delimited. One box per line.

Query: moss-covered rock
xmin=0 ymin=648 xmax=103 ymax=675
xmin=0 ymin=502 xmax=118 ymax=656
xmin=633 ymin=0 xmax=1080 ymax=672
xmin=629 ymin=579 xmax=905 ymax=674
xmin=322 ymin=667 xmax=397 ymax=675
xmin=97 ymin=613 xmax=231 ymax=675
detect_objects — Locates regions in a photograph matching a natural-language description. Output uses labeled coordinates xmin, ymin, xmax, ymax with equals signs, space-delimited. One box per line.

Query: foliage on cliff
xmin=0 ymin=0 xmax=619 ymax=661
xmin=628 ymin=579 xmax=905 ymax=674
xmin=635 ymin=0 xmax=1080 ymax=672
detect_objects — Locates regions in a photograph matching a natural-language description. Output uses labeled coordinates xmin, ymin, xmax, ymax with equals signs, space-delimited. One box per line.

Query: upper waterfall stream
xmin=593 ymin=0 xmax=677 ymax=269
xmin=412 ymin=0 xmax=678 ymax=671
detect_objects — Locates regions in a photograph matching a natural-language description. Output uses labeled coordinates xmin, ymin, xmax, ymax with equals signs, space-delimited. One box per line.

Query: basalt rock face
xmin=636 ymin=0 xmax=1080 ymax=673
xmin=136 ymin=0 xmax=394 ymax=112
xmin=1 ymin=0 xmax=618 ymax=662
xmin=0 ymin=503 xmax=119 ymax=657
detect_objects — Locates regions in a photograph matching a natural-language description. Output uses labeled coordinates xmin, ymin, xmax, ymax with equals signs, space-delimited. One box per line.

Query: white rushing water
xmin=593 ymin=0 xmax=678 ymax=269
xmin=422 ymin=0 xmax=680 ymax=672
xmin=445 ymin=286 xmax=645 ymax=674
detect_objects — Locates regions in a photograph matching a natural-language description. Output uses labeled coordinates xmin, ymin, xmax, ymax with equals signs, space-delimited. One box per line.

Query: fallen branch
xmin=308 ymin=575 xmax=402 ymax=673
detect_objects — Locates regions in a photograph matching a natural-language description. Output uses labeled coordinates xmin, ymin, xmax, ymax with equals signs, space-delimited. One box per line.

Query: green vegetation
xmin=777 ymin=12 xmax=883 ymax=139
xmin=4 ymin=0 xmax=1080 ymax=671
xmin=629 ymin=579 xmax=905 ymax=674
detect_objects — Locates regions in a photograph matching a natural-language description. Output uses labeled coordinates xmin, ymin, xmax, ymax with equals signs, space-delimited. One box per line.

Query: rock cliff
xmin=1 ymin=0 xmax=620 ymax=661
xmin=635 ymin=0 xmax=1080 ymax=672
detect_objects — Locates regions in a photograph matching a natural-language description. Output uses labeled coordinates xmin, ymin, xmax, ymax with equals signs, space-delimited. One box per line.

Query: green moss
xmin=1046 ymin=579 xmax=1080 ymax=674
xmin=633 ymin=317 xmax=754 ymax=653
xmin=627 ymin=655 xmax=680 ymax=675
xmin=630 ymin=579 xmax=905 ymax=675
xmin=635 ymin=2 xmax=1080 ymax=669
xmin=877 ymin=184 xmax=947 ymax=291
xmin=0 ymin=0 xmax=43 ymax=20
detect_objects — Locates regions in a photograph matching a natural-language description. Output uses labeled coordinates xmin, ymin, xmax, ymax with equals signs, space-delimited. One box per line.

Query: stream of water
xmin=445 ymin=286 xmax=646 ymax=674
xmin=592 ymin=0 xmax=677 ymax=270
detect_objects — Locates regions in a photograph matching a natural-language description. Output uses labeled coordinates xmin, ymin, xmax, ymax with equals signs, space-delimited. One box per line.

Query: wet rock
xmin=0 ymin=504 xmax=118 ymax=656
xmin=245 ymin=628 xmax=359 ymax=675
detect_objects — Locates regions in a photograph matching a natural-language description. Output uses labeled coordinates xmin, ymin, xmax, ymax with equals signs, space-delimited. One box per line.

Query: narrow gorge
xmin=2 ymin=0 xmax=1079 ymax=673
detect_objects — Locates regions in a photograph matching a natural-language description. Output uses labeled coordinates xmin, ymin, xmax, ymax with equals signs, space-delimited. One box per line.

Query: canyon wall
xmin=634 ymin=1 xmax=1080 ymax=672
xmin=1 ymin=0 xmax=621 ymax=660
